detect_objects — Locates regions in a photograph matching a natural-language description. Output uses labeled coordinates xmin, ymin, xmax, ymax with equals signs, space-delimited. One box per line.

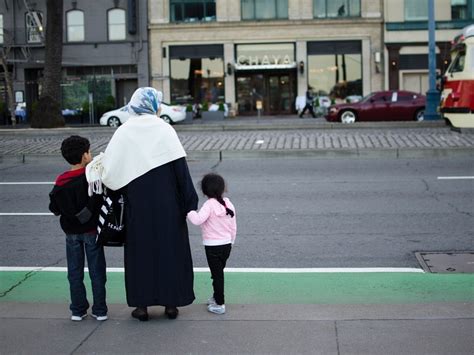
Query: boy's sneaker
xmin=71 ymin=314 xmax=87 ymax=321
xmin=207 ymin=296 xmax=216 ymax=305
xmin=91 ymin=314 xmax=108 ymax=321
xmin=207 ymin=303 xmax=225 ymax=314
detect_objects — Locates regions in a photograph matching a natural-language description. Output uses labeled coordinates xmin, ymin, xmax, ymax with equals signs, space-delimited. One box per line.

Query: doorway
xmin=236 ymin=70 xmax=296 ymax=115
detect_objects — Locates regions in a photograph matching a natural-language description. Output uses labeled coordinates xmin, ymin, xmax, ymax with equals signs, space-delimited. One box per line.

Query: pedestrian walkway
xmin=1 ymin=268 xmax=473 ymax=354
xmin=0 ymin=118 xmax=473 ymax=159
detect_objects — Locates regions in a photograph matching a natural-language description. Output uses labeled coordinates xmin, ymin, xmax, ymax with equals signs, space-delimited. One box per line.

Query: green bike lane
xmin=1 ymin=270 xmax=473 ymax=304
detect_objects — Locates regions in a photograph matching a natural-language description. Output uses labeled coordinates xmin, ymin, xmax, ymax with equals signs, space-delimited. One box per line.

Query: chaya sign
xmin=235 ymin=43 xmax=296 ymax=70
xmin=237 ymin=54 xmax=293 ymax=66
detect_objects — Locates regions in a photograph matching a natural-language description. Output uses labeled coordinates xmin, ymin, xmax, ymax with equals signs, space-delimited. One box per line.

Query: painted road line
xmin=0 ymin=213 xmax=54 ymax=216
xmin=437 ymin=176 xmax=474 ymax=180
xmin=0 ymin=267 xmax=424 ymax=273
xmin=1 ymin=270 xmax=472 ymax=304
xmin=0 ymin=182 xmax=54 ymax=185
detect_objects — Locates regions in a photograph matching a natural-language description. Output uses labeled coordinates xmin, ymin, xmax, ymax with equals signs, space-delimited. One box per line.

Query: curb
xmin=0 ymin=121 xmax=448 ymax=134
xmin=174 ymin=120 xmax=448 ymax=132
xmin=2 ymin=147 xmax=473 ymax=163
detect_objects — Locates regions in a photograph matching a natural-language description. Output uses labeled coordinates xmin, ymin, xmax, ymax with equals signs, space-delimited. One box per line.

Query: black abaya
xmin=123 ymin=157 xmax=198 ymax=307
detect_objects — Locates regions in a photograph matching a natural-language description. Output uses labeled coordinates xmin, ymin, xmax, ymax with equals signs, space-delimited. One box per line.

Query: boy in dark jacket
xmin=49 ymin=135 xmax=107 ymax=321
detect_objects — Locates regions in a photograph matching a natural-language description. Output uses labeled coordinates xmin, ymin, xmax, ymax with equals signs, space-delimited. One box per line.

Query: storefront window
xmin=307 ymin=41 xmax=362 ymax=101
xmin=451 ymin=0 xmax=473 ymax=19
xmin=241 ymin=0 xmax=288 ymax=20
xmin=61 ymin=76 xmax=116 ymax=122
xmin=171 ymin=0 xmax=216 ymax=22
xmin=314 ymin=0 xmax=360 ymax=18
xmin=170 ymin=57 xmax=224 ymax=104
xmin=405 ymin=0 xmax=428 ymax=21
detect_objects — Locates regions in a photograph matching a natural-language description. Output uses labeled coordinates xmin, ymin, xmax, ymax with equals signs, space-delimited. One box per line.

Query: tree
xmin=0 ymin=30 xmax=17 ymax=126
xmin=30 ymin=0 xmax=64 ymax=128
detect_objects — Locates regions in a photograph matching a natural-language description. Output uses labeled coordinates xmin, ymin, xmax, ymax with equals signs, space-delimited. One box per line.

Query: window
xmin=314 ymin=0 xmax=360 ymax=18
xmin=170 ymin=58 xmax=224 ymax=104
xmin=26 ymin=11 xmax=43 ymax=43
xmin=241 ymin=0 xmax=288 ymax=20
xmin=405 ymin=0 xmax=428 ymax=21
xmin=66 ymin=10 xmax=84 ymax=42
xmin=451 ymin=0 xmax=473 ymax=20
xmin=108 ymin=8 xmax=126 ymax=41
xmin=169 ymin=44 xmax=225 ymax=105
xmin=448 ymin=50 xmax=466 ymax=73
xmin=307 ymin=41 xmax=362 ymax=100
xmin=170 ymin=1 xmax=216 ymax=22
xmin=0 ymin=14 xmax=3 ymax=44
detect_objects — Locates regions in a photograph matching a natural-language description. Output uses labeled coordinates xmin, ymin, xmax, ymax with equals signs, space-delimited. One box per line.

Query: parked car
xmin=99 ymin=103 xmax=186 ymax=127
xmin=325 ymin=91 xmax=425 ymax=123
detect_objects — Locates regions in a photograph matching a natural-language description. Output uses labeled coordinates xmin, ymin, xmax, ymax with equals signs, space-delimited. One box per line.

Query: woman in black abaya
xmin=87 ymin=87 xmax=198 ymax=321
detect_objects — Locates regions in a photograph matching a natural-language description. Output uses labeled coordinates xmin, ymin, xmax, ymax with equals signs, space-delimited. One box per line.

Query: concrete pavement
xmin=1 ymin=302 xmax=472 ymax=354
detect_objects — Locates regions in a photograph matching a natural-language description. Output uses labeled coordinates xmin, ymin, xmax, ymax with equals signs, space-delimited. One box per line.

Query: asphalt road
xmin=0 ymin=156 xmax=473 ymax=269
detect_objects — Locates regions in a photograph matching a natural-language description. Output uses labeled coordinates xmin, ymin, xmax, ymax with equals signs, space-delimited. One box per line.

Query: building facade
xmin=149 ymin=0 xmax=384 ymax=116
xmin=0 ymin=0 xmax=149 ymax=122
xmin=384 ymin=0 xmax=473 ymax=93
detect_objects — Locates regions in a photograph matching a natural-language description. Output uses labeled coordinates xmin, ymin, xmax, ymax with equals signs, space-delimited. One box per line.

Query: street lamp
xmin=425 ymin=0 xmax=440 ymax=120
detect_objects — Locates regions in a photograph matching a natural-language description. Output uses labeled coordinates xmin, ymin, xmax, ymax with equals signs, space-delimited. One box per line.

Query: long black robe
xmin=123 ymin=157 xmax=198 ymax=307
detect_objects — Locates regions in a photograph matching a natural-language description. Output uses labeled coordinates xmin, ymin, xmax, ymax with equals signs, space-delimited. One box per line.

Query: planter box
xmin=202 ymin=111 xmax=225 ymax=121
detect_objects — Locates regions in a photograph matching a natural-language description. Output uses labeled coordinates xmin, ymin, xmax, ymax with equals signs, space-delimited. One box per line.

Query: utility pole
xmin=424 ymin=0 xmax=440 ymax=120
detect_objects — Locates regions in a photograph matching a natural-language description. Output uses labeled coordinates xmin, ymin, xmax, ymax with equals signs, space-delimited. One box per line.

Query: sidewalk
xmin=1 ymin=269 xmax=473 ymax=354
xmin=1 ymin=302 xmax=472 ymax=354
xmin=0 ymin=117 xmax=473 ymax=160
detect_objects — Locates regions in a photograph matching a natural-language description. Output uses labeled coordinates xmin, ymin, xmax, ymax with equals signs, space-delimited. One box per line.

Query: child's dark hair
xmin=61 ymin=135 xmax=90 ymax=165
xmin=200 ymin=173 xmax=234 ymax=218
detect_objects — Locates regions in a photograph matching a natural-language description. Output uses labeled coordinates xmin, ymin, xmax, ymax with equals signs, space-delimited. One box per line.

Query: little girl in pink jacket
xmin=187 ymin=173 xmax=237 ymax=314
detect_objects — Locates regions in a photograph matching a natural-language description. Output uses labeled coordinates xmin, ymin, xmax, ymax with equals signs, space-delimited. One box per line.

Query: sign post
xmin=88 ymin=93 xmax=94 ymax=125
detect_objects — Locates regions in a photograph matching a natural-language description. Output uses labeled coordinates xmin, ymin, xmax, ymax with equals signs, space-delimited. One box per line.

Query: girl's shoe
xmin=131 ymin=307 xmax=149 ymax=321
xmin=208 ymin=304 xmax=225 ymax=314
xmin=165 ymin=306 xmax=179 ymax=319
xmin=207 ymin=296 xmax=216 ymax=305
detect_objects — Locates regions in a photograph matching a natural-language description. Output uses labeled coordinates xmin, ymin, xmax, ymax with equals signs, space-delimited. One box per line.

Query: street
xmin=1 ymin=156 xmax=472 ymax=269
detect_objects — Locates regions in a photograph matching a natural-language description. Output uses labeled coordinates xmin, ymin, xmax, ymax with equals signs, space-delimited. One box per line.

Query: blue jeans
xmin=66 ymin=232 xmax=107 ymax=316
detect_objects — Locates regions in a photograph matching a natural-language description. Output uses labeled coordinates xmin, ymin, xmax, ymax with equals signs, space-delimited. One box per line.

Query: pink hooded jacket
xmin=187 ymin=197 xmax=237 ymax=246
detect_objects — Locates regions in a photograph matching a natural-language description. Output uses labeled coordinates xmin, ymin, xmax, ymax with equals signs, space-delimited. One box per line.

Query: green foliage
xmin=186 ymin=104 xmax=193 ymax=112
xmin=81 ymin=101 xmax=89 ymax=115
xmin=31 ymin=101 xmax=39 ymax=116
xmin=218 ymin=103 xmax=225 ymax=112
xmin=202 ymin=102 xmax=209 ymax=112
xmin=314 ymin=98 xmax=320 ymax=107
xmin=96 ymin=95 xmax=116 ymax=118
xmin=61 ymin=81 xmax=88 ymax=109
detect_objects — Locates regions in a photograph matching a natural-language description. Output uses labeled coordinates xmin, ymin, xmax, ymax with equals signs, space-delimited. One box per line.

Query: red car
xmin=325 ymin=91 xmax=426 ymax=123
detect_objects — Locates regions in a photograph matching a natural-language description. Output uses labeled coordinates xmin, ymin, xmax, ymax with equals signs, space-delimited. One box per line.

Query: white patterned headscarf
xmin=86 ymin=87 xmax=185 ymax=193
xmin=128 ymin=87 xmax=163 ymax=116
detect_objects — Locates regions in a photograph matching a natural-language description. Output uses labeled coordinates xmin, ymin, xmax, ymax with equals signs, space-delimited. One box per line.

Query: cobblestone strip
xmin=1 ymin=128 xmax=474 ymax=154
